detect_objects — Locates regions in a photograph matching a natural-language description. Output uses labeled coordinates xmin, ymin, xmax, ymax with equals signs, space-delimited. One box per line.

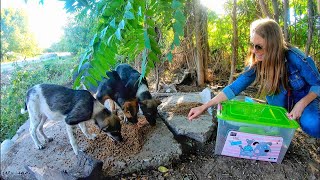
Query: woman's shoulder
xmin=286 ymin=46 xmax=308 ymax=63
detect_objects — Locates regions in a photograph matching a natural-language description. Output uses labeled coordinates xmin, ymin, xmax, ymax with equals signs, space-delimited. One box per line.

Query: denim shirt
xmin=222 ymin=47 xmax=320 ymax=109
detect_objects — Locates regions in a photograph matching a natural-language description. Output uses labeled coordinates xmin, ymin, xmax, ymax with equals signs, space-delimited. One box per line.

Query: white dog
xmin=21 ymin=84 xmax=123 ymax=155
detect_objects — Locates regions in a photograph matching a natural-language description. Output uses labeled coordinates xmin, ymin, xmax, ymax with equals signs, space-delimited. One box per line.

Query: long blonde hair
xmin=245 ymin=18 xmax=289 ymax=96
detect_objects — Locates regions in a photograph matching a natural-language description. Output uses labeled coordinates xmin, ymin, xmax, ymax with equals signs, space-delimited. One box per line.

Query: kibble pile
xmin=76 ymin=116 xmax=155 ymax=160
xmin=161 ymin=102 xmax=204 ymax=116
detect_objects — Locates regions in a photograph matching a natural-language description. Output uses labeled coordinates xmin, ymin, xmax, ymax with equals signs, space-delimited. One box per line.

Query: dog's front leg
xmin=78 ymin=122 xmax=96 ymax=140
xmin=66 ymin=124 xmax=79 ymax=155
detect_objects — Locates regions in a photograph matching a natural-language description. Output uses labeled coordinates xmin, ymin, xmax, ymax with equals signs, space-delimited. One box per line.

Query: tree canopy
xmin=1 ymin=8 xmax=40 ymax=62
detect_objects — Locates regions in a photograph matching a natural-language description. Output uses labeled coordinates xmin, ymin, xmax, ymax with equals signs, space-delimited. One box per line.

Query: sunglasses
xmin=250 ymin=43 xmax=263 ymax=51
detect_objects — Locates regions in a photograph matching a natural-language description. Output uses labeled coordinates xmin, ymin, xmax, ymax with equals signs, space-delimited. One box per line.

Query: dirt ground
xmin=110 ymin=84 xmax=320 ymax=180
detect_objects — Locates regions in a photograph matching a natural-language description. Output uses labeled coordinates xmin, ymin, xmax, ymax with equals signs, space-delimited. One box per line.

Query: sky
xmin=2 ymin=0 xmax=68 ymax=49
xmin=1 ymin=0 xmax=225 ymax=49
xmin=200 ymin=0 xmax=227 ymax=15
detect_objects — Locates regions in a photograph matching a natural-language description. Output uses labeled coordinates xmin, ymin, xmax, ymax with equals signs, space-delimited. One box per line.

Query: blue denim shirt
xmin=222 ymin=47 xmax=320 ymax=109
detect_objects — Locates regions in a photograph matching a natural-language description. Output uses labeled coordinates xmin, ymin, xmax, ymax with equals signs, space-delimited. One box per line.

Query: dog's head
xmin=95 ymin=111 xmax=123 ymax=142
xmin=139 ymin=99 xmax=162 ymax=126
xmin=122 ymin=98 xmax=139 ymax=124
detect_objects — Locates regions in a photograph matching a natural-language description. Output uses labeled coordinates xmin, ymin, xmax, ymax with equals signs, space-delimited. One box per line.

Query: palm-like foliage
xmin=59 ymin=0 xmax=186 ymax=89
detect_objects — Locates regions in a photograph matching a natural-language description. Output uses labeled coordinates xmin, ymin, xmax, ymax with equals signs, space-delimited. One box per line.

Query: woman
xmin=188 ymin=18 xmax=320 ymax=138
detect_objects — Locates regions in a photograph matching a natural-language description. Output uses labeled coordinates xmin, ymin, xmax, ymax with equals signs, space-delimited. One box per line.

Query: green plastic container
xmin=214 ymin=100 xmax=300 ymax=164
xmin=217 ymin=100 xmax=299 ymax=129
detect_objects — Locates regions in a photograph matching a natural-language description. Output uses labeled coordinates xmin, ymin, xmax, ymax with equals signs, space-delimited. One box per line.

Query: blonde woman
xmin=188 ymin=18 xmax=320 ymax=138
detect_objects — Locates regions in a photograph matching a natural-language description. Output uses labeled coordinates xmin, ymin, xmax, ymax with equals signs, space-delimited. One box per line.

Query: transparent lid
xmin=217 ymin=101 xmax=299 ymax=129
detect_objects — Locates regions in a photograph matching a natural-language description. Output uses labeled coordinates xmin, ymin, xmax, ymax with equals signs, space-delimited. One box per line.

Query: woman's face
xmin=250 ymin=33 xmax=266 ymax=61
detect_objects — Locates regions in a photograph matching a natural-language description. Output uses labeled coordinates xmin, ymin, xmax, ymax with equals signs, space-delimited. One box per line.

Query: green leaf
xmin=107 ymin=35 xmax=114 ymax=46
xmin=158 ymin=166 xmax=169 ymax=173
xmin=138 ymin=6 xmax=142 ymax=16
xmin=174 ymin=10 xmax=186 ymax=24
xmin=89 ymin=33 xmax=99 ymax=47
xmin=147 ymin=27 xmax=156 ymax=37
xmin=84 ymin=76 xmax=98 ymax=89
xmin=118 ymin=20 xmax=125 ymax=29
xmin=141 ymin=49 xmax=147 ymax=77
xmin=167 ymin=52 xmax=173 ymax=62
xmin=124 ymin=11 xmax=135 ymax=19
xmin=115 ymin=28 xmax=122 ymax=40
xmin=100 ymin=26 xmax=109 ymax=39
xmin=173 ymin=34 xmax=180 ymax=46
xmin=125 ymin=1 xmax=132 ymax=11
xmin=90 ymin=60 xmax=107 ymax=78
xmin=73 ymin=70 xmax=85 ymax=89
xmin=172 ymin=0 xmax=182 ymax=9
xmin=173 ymin=21 xmax=184 ymax=36
xmin=143 ymin=30 xmax=151 ymax=49
xmin=110 ymin=18 xmax=116 ymax=28
xmin=148 ymin=51 xmax=159 ymax=63
xmin=88 ymin=67 xmax=103 ymax=81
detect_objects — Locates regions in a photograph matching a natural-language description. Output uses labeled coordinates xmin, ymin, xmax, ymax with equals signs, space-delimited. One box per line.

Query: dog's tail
xmin=21 ymin=102 xmax=27 ymax=114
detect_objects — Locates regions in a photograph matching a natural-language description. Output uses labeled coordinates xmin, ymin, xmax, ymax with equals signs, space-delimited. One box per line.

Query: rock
xmin=25 ymin=151 xmax=103 ymax=180
xmin=1 ymin=139 xmax=14 ymax=160
xmin=25 ymin=166 xmax=77 ymax=180
xmin=68 ymin=151 xmax=103 ymax=179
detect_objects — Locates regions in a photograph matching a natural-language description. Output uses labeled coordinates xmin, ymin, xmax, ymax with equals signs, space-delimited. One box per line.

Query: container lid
xmin=217 ymin=101 xmax=300 ymax=129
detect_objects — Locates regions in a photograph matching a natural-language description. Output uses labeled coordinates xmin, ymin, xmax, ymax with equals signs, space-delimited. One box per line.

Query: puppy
xmin=115 ymin=64 xmax=162 ymax=126
xmin=96 ymin=71 xmax=139 ymax=124
xmin=21 ymin=84 xmax=123 ymax=155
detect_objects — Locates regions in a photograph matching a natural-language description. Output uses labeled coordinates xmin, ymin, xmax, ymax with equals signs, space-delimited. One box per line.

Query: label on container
xmin=221 ymin=131 xmax=283 ymax=162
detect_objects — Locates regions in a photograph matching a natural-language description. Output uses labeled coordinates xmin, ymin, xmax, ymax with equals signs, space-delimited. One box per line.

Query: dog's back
xmin=24 ymin=84 xmax=94 ymax=124
xmin=115 ymin=64 xmax=161 ymax=126
xmin=115 ymin=64 xmax=148 ymax=97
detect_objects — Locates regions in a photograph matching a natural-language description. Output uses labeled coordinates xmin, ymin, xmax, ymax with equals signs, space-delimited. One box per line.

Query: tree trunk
xmin=272 ymin=0 xmax=280 ymax=23
xmin=259 ymin=0 xmax=272 ymax=18
xmin=194 ymin=0 xmax=208 ymax=86
xmin=229 ymin=0 xmax=238 ymax=84
xmin=283 ymin=0 xmax=290 ymax=42
xmin=201 ymin=7 xmax=210 ymax=83
xmin=305 ymin=0 xmax=315 ymax=56
xmin=184 ymin=0 xmax=196 ymax=71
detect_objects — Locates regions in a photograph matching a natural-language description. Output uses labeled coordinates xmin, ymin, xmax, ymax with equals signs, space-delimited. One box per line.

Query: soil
xmin=110 ymin=84 xmax=320 ymax=180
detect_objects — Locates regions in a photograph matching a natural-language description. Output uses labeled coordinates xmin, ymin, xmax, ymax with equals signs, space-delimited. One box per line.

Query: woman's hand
xmin=188 ymin=104 xmax=207 ymax=121
xmin=287 ymin=100 xmax=306 ymax=120
xmin=287 ymin=92 xmax=317 ymax=120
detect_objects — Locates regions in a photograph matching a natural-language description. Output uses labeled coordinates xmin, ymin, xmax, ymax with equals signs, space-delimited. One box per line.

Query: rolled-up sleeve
xmin=222 ymin=67 xmax=256 ymax=99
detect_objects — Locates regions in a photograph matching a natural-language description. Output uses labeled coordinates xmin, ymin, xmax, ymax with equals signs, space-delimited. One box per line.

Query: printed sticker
xmin=221 ymin=131 xmax=283 ymax=162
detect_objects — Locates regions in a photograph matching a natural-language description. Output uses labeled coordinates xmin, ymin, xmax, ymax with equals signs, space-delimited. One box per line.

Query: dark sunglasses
xmin=250 ymin=43 xmax=263 ymax=51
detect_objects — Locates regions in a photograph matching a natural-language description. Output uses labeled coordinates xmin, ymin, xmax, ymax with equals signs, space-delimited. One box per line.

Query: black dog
xmin=115 ymin=64 xmax=162 ymax=126
xmin=21 ymin=84 xmax=122 ymax=155
xmin=96 ymin=71 xmax=139 ymax=124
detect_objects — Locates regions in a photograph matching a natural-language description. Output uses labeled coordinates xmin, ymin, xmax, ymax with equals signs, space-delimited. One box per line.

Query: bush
xmin=0 ymin=57 xmax=77 ymax=142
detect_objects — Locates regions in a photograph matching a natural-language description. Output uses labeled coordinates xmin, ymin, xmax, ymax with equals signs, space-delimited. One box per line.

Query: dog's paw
xmin=45 ymin=137 xmax=53 ymax=143
xmin=37 ymin=144 xmax=45 ymax=150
